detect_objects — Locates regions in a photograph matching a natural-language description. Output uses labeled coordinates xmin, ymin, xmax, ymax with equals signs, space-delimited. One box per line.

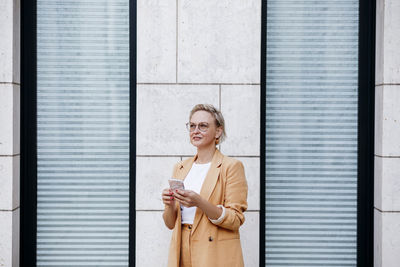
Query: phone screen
xmin=168 ymin=179 xmax=185 ymax=190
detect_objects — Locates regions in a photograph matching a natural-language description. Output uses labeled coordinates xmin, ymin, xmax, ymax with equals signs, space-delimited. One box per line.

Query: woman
xmin=161 ymin=104 xmax=248 ymax=267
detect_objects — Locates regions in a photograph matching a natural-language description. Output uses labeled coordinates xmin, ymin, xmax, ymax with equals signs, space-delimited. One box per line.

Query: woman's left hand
xmin=173 ymin=189 xmax=202 ymax=208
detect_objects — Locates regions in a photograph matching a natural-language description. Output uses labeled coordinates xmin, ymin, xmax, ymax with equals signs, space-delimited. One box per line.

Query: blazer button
xmin=208 ymin=236 xmax=213 ymax=242
xmin=188 ymin=225 xmax=192 ymax=230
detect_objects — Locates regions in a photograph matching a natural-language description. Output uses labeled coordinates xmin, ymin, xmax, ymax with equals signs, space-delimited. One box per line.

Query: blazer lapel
xmin=175 ymin=155 xmax=196 ymax=181
xmin=198 ymin=149 xmax=223 ymax=201
xmin=191 ymin=149 xmax=224 ymax=236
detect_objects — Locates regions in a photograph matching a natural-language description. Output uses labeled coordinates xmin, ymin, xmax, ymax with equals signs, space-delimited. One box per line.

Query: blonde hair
xmin=189 ymin=104 xmax=227 ymax=144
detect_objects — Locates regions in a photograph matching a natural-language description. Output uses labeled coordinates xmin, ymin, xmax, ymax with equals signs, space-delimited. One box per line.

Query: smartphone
xmin=168 ymin=178 xmax=185 ymax=191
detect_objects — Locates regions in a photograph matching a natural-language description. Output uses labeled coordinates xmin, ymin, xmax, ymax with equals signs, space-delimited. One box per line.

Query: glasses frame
xmin=186 ymin=122 xmax=210 ymax=132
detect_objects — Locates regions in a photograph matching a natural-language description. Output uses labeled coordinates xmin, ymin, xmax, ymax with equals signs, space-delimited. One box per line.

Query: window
xmin=21 ymin=0 xmax=136 ymax=265
xmin=261 ymin=0 xmax=375 ymax=266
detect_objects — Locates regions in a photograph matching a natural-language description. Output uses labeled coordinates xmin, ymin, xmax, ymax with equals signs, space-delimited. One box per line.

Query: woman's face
xmin=189 ymin=111 xmax=222 ymax=149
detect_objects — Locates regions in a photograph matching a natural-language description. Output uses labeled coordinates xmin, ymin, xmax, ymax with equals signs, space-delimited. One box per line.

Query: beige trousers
xmin=180 ymin=224 xmax=192 ymax=267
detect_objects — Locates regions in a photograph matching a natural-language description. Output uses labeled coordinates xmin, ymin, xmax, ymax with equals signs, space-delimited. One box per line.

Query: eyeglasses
xmin=186 ymin=122 xmax=210 ymax=132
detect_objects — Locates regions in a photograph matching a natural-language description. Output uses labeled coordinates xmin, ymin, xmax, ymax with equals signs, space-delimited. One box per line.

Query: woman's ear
xmin=215 ymin=127 xmax=223 ymax=139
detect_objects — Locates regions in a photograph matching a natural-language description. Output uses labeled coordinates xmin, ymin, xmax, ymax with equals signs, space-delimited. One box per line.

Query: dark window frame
xmin=20 ymin=0 xmax=137 ymax=265
xmin=259 ymin=0 xmax=376 ymax=266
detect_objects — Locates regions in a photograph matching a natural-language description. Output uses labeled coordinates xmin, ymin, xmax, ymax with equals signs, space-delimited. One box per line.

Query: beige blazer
xmin=166 ymin=149 xmax=248 ymax=267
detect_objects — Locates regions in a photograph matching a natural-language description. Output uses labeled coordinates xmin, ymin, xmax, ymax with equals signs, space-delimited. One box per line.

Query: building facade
xmin=0 ymin=0 xmax=399 ymax=266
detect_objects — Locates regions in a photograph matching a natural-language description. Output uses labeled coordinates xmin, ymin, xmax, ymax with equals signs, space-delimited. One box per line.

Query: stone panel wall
xmin=136 ymin=0 xmax=261 ymax=266
xmin=0 ymin=0 xmax=20 ymax=266
xmin=375 ymin=0 xmax=400 ymax=266
xmin=6 ymin=1 xmax=398 ymax=266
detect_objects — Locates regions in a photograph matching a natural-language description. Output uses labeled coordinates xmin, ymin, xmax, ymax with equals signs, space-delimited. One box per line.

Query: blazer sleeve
xmin=162 ymin=162 xmax=181 ymax=229
xmin=213 ymin=160 xmax=248 ymax=231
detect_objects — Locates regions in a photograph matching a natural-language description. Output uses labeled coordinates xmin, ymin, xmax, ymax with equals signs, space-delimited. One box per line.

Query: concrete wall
xmin=136 ymin=0 xmax=261 ymax=266
xmin=374 ymin=0 xmax=400 ymax=266
xmin=2 ymin=1 xmax=398 ymax=266
xmin=0 ymin=0 xmax=20 ymax=266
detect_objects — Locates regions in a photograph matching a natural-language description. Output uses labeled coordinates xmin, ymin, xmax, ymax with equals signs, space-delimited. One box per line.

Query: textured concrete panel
xmin=137 ymin=0 xmax=176 ymax=83
xmin=137 ymin=84 xmax=219 ymax=155
xmin=240 ymin=211 xmax=259 ymax=267
xmin=375 ymin=85 xmax=400 ymax=156
xmin=0 ymin=209 xmax=19 ymax=267
xmin=0 ymin=84 xmax=20 ymax=155
xmin=0 ymin=0 xmax=13 ymax=82
xmin=375 ymin=209 xmax=383 ymax=267
xmin=12 ymin=208 xmax=19 ymax=267
xmin=177 ymin=0 xmax=261 ymax=83
xmin=0 ymin=0 xmax=19 ymax=83
xmin=237 ymin=157 xmax=260 ymax=211
xmin=220 ymin=85 xmax=260 ymax=156
xmin=136 ymin=211 xmax=173 ymax=267
xmin=0 ymin=156 xmax=19 ymax=210
xmin=376 ymin=0 xmax=385 ymax=85
xmin=136 ymin=156 xmax=181 ymax=210
xmin=382 ymin=0 xmax=400 ymax=84
xmin=376 ymin=0 xmax=400 ymax=85
xmin=375 ymin=157 xmax=400 ymax=211
xmin=375 ymin=85 xmax=384 ymax=155
xmin=12 ymin=0 xmax=20 ymax=84
xmin=374 ymin=210 xmax=400 ymax=267
xmin=374 ymin=157 xmax=383 ymax=211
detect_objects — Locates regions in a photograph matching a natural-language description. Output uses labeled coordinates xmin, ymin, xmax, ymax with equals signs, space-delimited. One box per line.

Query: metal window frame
xmin=259 ymin=0 xmax=376 ymax=266
xmin=20 ymin=0 xmax=137 ymax=265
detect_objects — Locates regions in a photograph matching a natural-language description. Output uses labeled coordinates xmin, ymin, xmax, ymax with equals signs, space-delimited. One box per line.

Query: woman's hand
xmin=162 ymin=188 xmax=177 ymax=229
xmin=162 ymin=188 xmax=176 ymax=207
xmin=173 ymin=189 xmax=201 ymax=208
xmin=174 ymin=189 xmax=223 ymax=220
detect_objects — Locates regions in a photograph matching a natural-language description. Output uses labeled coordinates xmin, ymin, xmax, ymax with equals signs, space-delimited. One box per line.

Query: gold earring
xmin=215 ymin=137 xmax=220 ymax=145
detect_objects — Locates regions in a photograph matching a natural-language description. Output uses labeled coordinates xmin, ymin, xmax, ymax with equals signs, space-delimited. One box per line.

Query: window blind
xmin=36 ymin=0 xmax=130 ymax=265
xmin=265 ymin=1 xmax=358 ymax=266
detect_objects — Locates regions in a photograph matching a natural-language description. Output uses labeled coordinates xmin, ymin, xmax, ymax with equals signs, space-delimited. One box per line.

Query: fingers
xmin=162 ymin=188 xmax=172 ymax=195
xmin=162 ymin=188 xmax=173 ymax=197
xmin=163 ymin=198 xmax=175 ymax=206
xmin=174 ymin=189 xmax=185 ymax=197
xmin=172 ymin=193 xmax=184 ymax=203
xmin=163 ymin=200 xmax=174 ymax=206
xmin=173 ymin=191 xmax=194 ymax=207
xmin=168 ymin=189 xmax=197 ymax=207
xmin=162 ymin=195 xmax=174 ymax=201
xmin=174 ymin=196 xmax=189 ymax=207
xmin=162 ymin=188 xmax=175 ymax=206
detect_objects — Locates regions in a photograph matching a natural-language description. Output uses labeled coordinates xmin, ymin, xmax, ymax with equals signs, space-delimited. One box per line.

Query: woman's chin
xmin=191 ymin=142 xmax=201 ymax=148
xmin=191 ymin=142 xmax=214 ymax=149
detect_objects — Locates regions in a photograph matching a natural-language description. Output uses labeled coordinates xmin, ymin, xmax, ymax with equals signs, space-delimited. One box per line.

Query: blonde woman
xmin=161 ymin=104 xmax=248 ymax=267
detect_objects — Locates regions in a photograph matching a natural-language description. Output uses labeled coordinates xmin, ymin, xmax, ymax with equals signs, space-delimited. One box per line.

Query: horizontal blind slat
xmin=265 ymin=0 xmax=358 ymax=266
xmin=37 ymin=0 xmax=129 ymax=265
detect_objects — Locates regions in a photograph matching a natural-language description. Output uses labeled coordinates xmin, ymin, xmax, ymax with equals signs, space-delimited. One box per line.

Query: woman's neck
xmin=196 ymin=146 xmax=216 ymax=164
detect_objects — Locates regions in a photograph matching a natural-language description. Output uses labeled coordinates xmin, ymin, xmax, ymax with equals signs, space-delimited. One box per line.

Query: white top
xmin=181 ymin=162 xmax=211 ymax=224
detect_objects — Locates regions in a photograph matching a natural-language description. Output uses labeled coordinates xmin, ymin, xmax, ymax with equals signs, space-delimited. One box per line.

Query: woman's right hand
xmin=162 ymin=188 xmax=177 ymax=229
xmin=162 ymin=188 xmax=176 ymax=207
